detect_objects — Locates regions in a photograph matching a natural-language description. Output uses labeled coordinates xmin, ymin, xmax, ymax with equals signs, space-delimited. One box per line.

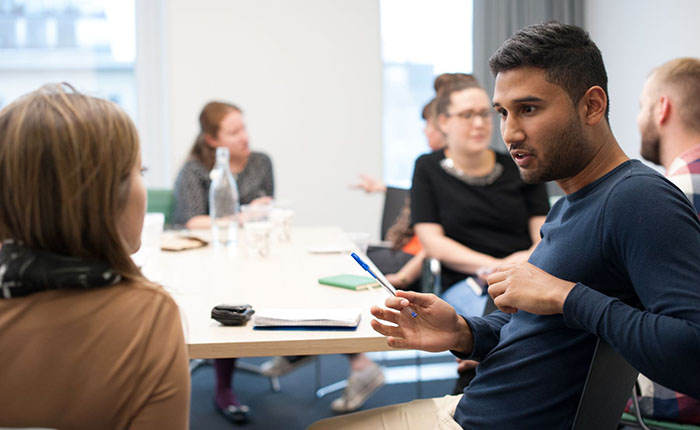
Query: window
xmin=0 ymin=0 xmax=136 ymax=126
xmin=380 ymin=0 xmax=473 ymax=188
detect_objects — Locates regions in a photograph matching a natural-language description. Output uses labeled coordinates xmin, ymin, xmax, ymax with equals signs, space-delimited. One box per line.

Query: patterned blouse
xmin=172 ymin=151 xmax=274 ymax=226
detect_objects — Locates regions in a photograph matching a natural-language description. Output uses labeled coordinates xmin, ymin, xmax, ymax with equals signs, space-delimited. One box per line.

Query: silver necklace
xmin=440 ymin=157 xmax=503 ymax=186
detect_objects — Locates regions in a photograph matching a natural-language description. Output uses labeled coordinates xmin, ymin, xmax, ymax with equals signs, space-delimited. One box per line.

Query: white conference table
xmin=141 ymin=226 xmax=398 ymax=359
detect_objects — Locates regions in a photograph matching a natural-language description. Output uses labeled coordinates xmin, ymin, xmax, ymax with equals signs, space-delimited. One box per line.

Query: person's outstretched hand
xmin=370 ymin=290 xmax=473 ymax=354
xmin=349 ymin=174 xmax=387 ymax=194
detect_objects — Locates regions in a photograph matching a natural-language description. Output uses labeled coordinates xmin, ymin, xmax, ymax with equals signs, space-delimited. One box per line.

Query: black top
xmin=410 ymin=150 xmax=550 ymax=288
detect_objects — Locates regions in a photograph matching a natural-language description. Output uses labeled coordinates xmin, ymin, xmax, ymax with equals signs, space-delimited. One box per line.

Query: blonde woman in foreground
xmin=0 ymin=84 xmax=190 ymax=429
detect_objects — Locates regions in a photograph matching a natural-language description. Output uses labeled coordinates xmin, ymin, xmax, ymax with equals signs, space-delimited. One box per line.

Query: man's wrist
xmin=452 ymin=315 xmax=474 ymax=354
xmin=554 ymin=281 xmax=577 ymax=313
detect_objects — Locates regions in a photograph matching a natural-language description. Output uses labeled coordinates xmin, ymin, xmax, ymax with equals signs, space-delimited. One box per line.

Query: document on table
xmin=252 ymin=308 xmax=362 ymax=330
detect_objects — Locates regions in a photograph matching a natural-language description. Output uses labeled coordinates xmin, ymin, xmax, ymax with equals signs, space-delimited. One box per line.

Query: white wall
xmin=585 ymin=0 xmax=700 ymax=163
xmin=163 ymin=0 xmax=700 ymax=237
xmin=166 ymin=0 xmax=384 ymax=238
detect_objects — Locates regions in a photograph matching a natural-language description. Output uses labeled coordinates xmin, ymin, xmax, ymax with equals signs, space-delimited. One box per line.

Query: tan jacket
xmin=0 ymin=282 xmax=190 ymax=430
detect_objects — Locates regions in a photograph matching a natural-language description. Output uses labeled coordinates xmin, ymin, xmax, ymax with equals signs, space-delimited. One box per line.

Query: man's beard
xmin=518 ymin=113 xmax=595 ymax=184
xmin=640 ymin=120 xmax=661 ymax=165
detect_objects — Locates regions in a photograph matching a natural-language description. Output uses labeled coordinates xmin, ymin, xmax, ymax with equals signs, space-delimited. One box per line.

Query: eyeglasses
xmin=446 ymin=110 xmax=494 ymax=122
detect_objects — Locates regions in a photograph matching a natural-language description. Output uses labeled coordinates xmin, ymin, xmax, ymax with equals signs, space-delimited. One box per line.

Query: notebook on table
xmin=318 ymin=274 xmax=379 ymax=291
xmin=252 ymin=308 xmax=362 ymax=330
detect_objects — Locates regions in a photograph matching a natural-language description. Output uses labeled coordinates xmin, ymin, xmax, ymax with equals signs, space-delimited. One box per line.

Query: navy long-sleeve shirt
xmin=453 ymin=160 xmax=700 ymax=429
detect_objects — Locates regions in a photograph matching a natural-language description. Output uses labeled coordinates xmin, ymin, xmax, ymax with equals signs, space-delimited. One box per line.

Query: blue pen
xmin=351 ymin=252 xmax=417 ymax=318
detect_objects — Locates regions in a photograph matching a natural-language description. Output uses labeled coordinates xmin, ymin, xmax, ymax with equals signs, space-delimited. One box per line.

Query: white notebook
xmin=252 ymin=308 xmax=361 ymax=329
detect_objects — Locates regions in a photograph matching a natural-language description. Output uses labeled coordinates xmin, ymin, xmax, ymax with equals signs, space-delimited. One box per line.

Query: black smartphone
xmin=214 ymin=304 xmax=251 ymax=313
xmin=211 ymin=304 xmax=255 ymax=326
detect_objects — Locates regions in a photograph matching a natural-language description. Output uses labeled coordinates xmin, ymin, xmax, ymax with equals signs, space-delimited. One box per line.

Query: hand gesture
xmin=349 ymin=174 xmax=387 ymax=194
xmin=486 ymin=262 xmax=576 ymax=315
xmin=370 ymin=290 xmax=472 ymax=354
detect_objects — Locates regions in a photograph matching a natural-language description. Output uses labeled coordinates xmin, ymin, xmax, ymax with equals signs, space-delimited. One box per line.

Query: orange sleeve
xmin=401 ymin=235 xmax=422 ymax=256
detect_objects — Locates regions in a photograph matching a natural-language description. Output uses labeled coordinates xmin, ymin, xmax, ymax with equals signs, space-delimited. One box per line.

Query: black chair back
xmin=381 ymin=186 xmax=409 ymax=240
xmin=572 ymin=339 xmax=639 ymax=430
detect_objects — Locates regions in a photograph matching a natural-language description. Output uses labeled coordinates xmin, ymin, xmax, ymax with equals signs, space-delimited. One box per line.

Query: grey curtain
xmin=472 ymin=0 xmax=584 ymax=197
xmin=473 ymin=0 xmax=584 ymax=150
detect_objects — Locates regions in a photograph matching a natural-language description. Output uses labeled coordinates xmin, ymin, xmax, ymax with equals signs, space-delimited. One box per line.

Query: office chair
xmin=380 ymin=186 xmax=410 ymax=241
xmin=621 ymin=411 xmax=700 ymax=430
xmin=572 ymin=339 xmax=639 ymax=430
xmin=620 ymin=384 xmax=700 ymax=430
xmin=146 ymin=188 xmax=175 ymax=226
xmin=377 ymin=185 xmax=444 ymax=294
xmin=421 ymin=257 xmax=441 ymax=294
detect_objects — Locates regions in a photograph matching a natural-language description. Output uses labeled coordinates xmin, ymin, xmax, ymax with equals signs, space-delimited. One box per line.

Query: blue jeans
xmin=440 ymin=279 xmax=487 ymax=317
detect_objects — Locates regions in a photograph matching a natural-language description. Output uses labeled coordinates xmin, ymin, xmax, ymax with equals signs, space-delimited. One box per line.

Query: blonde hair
xmin=652 ymin=57 xmax=700 ymax=133
xmin=0 ymin=83 xmax=145 ymax=283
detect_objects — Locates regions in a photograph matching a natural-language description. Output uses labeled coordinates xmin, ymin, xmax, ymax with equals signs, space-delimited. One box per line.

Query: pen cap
xmin=351 ymin=252 xmax=369 ymax=270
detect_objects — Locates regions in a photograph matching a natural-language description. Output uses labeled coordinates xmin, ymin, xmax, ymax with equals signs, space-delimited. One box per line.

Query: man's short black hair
xmin=489 ymin=21 xmax=610 ymax=121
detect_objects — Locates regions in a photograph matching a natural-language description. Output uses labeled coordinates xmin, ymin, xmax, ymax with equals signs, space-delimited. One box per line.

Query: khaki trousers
xmin=307 ymin=394 xmax=463 ymax=430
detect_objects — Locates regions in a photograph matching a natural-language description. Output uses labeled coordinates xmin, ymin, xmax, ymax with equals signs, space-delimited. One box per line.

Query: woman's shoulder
xmin=249 ymin=151 xmax=272 ymax=165
xmin=103 ymin=281 xmax=179 ymax=316
xmin=415 ymin=149 xmax=445 ymax=168
xmin=179 ymin=159 xmax=208 ymax=174
xmin=5 ymin=282 xmax=180 ymax=335
xmin=175 ymin=159 xmax=209 ymax=182
xmin=175 ymin=159 xmax=209 ymax=189
xmin=122 ymin=279 xmax=175 ymax=299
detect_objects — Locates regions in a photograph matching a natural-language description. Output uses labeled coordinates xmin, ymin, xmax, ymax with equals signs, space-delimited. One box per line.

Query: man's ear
xmin=658 ymin=95 xmax=671 ymax=125
xmin=580 ymin=86 xmax=607 ymax=126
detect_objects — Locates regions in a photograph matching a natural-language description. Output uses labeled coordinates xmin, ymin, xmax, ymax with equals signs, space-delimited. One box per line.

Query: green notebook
xmin=318 ymin=274 xmax=379 ymax=291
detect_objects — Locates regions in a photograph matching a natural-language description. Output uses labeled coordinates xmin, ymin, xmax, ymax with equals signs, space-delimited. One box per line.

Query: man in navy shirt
xmin=310 ymin=21 xmax=700 ymax=430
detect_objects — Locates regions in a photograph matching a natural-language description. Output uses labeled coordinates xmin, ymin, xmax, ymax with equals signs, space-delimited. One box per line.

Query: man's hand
xmin=456 ymin=358 xmax=479 ymax=373
xmin=370 ymin=290 xmax=473 ymax=354
xmin=486 ymin=262 xmax=576 ymax=315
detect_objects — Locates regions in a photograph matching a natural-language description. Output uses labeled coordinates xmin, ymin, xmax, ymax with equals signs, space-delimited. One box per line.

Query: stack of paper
xmin=252 ymin=308 xmax=362 ymax=330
